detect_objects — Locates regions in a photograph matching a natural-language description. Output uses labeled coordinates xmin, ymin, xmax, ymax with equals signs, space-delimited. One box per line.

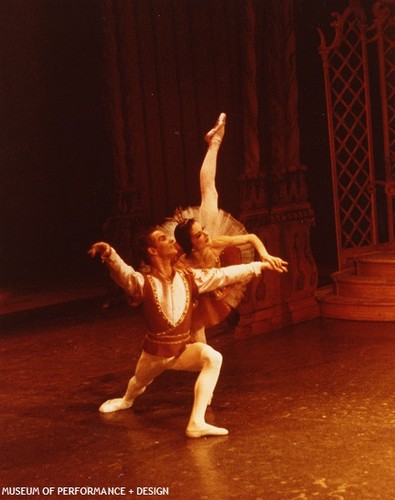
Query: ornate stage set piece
xmin=317 ymin=0 xmax=395 ymax=320
xmin=234 ymin=1 xmax=319 ymax=338
xmin=98 ymin=0 xmax=320 ymax=338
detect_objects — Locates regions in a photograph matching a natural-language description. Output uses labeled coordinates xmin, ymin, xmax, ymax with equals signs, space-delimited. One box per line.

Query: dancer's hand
xmin=260 ymin=254 xmax=288 ymax=273
xmin=88 ymin=242 xmax=111 ymax=261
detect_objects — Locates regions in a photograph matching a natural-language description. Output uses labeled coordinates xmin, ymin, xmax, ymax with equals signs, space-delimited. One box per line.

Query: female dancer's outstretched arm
xmin=212 ymin=234 xmax=288 ymax=273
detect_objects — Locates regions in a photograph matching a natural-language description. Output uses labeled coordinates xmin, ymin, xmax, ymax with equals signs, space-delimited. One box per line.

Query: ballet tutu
xmin=161 ymin=206 xmax=255 ymax=329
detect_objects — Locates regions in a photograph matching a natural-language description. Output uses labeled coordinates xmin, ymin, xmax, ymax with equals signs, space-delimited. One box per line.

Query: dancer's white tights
xmin=100 ymin=343 xmax=222 ymax=428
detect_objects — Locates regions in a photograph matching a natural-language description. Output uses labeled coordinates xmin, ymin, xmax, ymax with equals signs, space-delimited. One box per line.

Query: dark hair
xmin=134 ymin=225 xmax=159 ymax=265
xmin=174 ymin=218 xmax=195 ymax=256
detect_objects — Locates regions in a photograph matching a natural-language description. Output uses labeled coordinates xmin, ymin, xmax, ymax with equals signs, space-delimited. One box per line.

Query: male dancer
xmin=89 ymin=226 xmax=284 ymax=438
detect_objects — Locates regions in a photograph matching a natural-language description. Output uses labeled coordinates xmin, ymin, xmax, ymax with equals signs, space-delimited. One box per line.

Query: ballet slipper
xmin=99 ymin=397 xmax=133 ymax=413
xmin=185 ymin=424 xmax=229 ymax=438
xmin=204 ymin=113 xmax=226 ymax=147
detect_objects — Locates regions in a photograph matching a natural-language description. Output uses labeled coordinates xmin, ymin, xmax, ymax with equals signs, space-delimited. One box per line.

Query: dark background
xmin=0 ymin=0 xmax=377 ymax=289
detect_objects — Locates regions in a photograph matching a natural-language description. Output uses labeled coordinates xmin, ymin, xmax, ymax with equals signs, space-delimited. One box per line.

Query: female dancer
xmin=169 ymin=113 xmax=288 ymax=343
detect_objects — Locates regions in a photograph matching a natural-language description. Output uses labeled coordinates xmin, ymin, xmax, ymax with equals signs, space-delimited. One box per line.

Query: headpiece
xmin=168 ymin=207 xmax=190 ymax=227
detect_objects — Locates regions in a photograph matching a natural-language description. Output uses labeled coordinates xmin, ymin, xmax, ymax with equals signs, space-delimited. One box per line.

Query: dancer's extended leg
xmin=99 ymin=351 xmax=170 ymax=413
xmin=199 ymin=113 xmax=226 ymax=227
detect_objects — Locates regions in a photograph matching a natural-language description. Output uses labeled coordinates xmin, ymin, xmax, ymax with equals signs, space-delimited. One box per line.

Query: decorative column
xmin=239 ymin=0 xmax=267 ymax=216
xmin=236 ymin=0 xmax=319 ymax=339
xmin=99 ymin=0 xmax=149 ymax=264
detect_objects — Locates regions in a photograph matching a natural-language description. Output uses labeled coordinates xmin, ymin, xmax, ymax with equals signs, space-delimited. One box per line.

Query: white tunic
xmin=106 ymin=250 xmax=263 ymax=324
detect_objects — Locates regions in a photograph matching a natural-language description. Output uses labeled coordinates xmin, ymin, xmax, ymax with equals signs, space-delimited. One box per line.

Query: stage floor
xmin=1 ymin=301 xmax=394 ymax=499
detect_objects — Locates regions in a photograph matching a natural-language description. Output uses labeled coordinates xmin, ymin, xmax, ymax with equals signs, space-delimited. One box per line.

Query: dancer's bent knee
xmin=200 ymin=344 xmax=223 ymax=369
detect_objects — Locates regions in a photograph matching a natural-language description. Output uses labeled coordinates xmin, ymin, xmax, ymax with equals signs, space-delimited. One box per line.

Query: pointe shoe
xmin=99 ymin=397 xmax=133 ymax=413
xmin=185 ymin=424 xmax=229 ymax=438
xmin=204 ymin=113 xmax=226 ymax=146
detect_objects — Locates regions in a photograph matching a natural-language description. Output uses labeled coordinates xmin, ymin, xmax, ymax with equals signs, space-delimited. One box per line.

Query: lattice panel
xmin=382 ymin=5 xmax=395 ymax=178
xmin=373 ymin=0 xmax=395 ymax=241
xmin=381 ymin=1 xmax=395 ymax=243
xmin=319 ymin=2 xmax=378 ymax=267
